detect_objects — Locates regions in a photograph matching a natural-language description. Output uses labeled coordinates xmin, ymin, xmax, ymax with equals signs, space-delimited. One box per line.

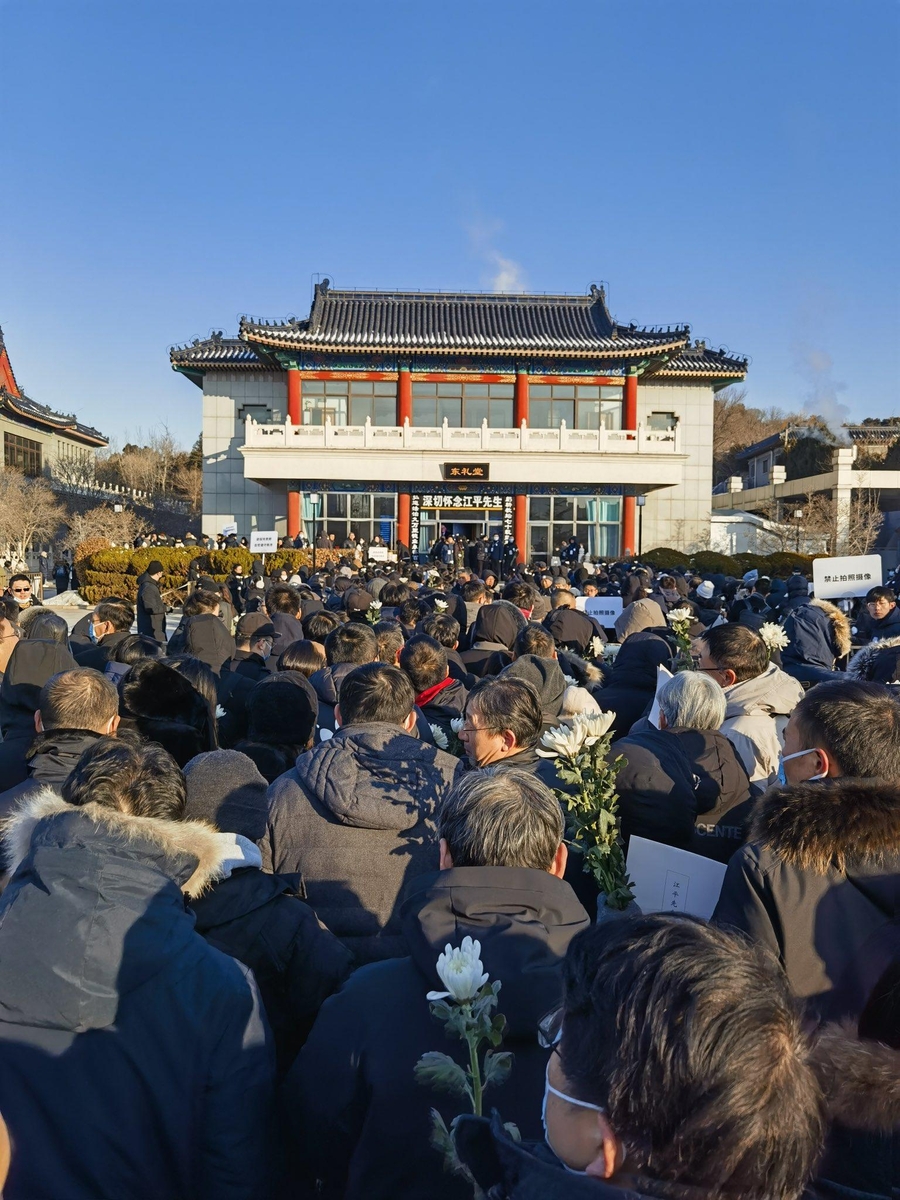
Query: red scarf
xmin=416 ymin=677 xmax=455 ymax=709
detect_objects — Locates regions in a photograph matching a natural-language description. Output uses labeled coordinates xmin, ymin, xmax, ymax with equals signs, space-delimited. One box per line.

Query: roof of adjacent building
xmin=171 ymin=281 xmax=748 ymax=381
xmin=0 ymin=387 xmax=108 ymax=446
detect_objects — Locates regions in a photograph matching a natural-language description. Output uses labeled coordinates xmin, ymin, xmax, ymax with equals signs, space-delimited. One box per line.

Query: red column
xmin=398 ymin=491 xmax=411 ymax=549
xmin=287 ymin=490 xmax=301 ymax=539
xmin=397 ymin=367 xmax=412 ymax=425
xmin=514 ymin=494 xmax=527 ymax=563
xmin=514 ymin=370 xmax=529 ymax=427
xmin=287 ymin=369 xmax=302 ymax=424
xmin=622 ymin=371 xmax=638 ymax=555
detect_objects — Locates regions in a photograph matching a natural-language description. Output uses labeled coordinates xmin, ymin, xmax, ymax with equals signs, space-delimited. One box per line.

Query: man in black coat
xmin=852 ymin=584 xmax=900 ymax=644
xmin=217 ymin=617 xmax=276 ymax=747
xmin=136 ymin=560 xmax=167 ymax=644
xmin=399 ymin=633 xmax=468 ymax=742
xmin=613 ymin=724 xmax=698 ymax=850
xmin=166 ymin=589 xmax=235 ymax=676
xmin=183 ymin=749 xmax=352 ymax=1074
xmin=261 ymin=663 xmax=459 ymax=963
xmin=542 ymin=589 xmax=605 ymax=656
xmin=71 ymin=599 xmax=135 ymax=671
xmin=308 ymin=620 xmax=379 ymax=737
xmin=0 ymin=737 xmax=274 ymax=1200
xmin=0 ymin=667 xmax=120 ymax=819
xmin=593 ymin=632 xmax=673 ymax=740
xmin=284 ymin=766 xmax=590 ymax=1200
xmin=714 ymin=680 xmax=900 ymax=1022
xmin=265 ymin=584 xmax=305 ymax=660
xmin=0 ymin=638 xmax=77 ymax=791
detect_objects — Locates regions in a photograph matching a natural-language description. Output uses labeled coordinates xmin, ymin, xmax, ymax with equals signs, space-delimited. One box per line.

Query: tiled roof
xmin=170 ymin=333 xmax=263 ymax=367
xmin=239 ymin=282 xmax=690 ymax=358
xmin=0 ymin=387 xmax=107 ymax=445
xmin=654 ymin=341 xmax=748 ymax=378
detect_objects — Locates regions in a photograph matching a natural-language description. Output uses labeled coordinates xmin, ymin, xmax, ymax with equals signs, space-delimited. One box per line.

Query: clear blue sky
xmin=3 ymin=0 xmax=898 ymax=449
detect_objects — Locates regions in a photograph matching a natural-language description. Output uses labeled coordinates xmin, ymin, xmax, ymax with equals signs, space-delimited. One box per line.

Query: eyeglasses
xmin=537 ymin=1006 xmax=564 ymax=1049
xmin=691 ymin=657 xmax=723 ymax=673
xmin=12 ymin=588 xmax=31 ymax=594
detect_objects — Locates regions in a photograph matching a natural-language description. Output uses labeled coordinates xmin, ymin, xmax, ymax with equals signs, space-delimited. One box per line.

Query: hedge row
xmin=641 ymin=547 xmax=817 ymax=576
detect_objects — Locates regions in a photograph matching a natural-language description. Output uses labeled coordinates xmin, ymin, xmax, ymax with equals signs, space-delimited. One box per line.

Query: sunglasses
xmin=12 ymin=588 xmax=31 ymax=594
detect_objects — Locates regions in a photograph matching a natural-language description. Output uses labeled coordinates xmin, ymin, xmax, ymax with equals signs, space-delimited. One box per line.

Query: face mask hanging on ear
xmin=776 ymin=747 xmax=827 ymax=786
xmin=541 ymin=1061 xmax=606 ymax=1175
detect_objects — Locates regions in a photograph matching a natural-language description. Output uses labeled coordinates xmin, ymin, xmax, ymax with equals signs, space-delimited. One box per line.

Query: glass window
xmin=374 ymin=397 xmax=396 ymax=425
xmin=413 ymin=397 xmax=436 ymax=425
xmin=324 ymin=381 xmax=345 ymax=395
xmin=529 ymin=385 xmax=551 ymax=399
xmin=4 ymin=432 xmax=42 ymax=476
xmin=350 ymin=494 xmax=370 ymax=519
xmin=438 ymin=383 xmax=462 ymax=398
xmin=374 ymin=381 xmax=396 ymax=396
xmin=528 ymin=382 xmax=624 ymax=429
xmin=489 ymin=399 xmax=513 ymax=427
xmin=412 ymin=382 xmax=437 ymax=396
xmin=648 ymin=411 xmax=678 ymax=431
xmin=576 ymin=385 xmax=600 ymax=399
xmin=553 ymin=497 xmax=574 ymax=522
xmin=350 ymin=381 xmax=373 ymax=395
xmin=438 ymin=397 xmax=462 ymax=425
xmin=530 ymin=400 xmax=552 ymax=429
xmin=466 ymin=399 xmax=489 ymax=427
xmin=326 ymin=493 xmax=347 ymax=518
xmin=490 ymin=384 xmax=514 ymax=398
xmin=374 ymin=494 xmax=395 ymax=518
xmin=529 ymin=497 xmax=551 ymax=521
xmin=529 ymin=525 xmax=549 ymax=556
xmin=600 ymin=400 xmax=622 ymax=429
xmin=600 ymin=386 xmax=623 ymax=400
xmin=303 ymin=380 xmax=325 ymax=394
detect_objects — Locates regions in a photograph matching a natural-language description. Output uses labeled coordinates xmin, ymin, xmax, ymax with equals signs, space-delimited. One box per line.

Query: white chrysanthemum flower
xmin=572 ymin=709 xmax=615 ymax=744
xmin=429 ymin=723 xmax=450 ymax=749
xmin=667 ymin=607 xmax=695 ymax=625
xmin=434 ymin=599 xmax=449 ymax=612
xmin=450 ymin=716 xmax=465 ymax=734
xmin=562 ymin=673 xmax=578 ymax=687
xmin=536 ymin=722 xmax=585 ymax=758
xmin=426 ymin=936 xmax=490 ymax=1002
xmin=369 ymin=599 xmax=383 ymax=611
xmin=759 ymin=622 xmax=789 ymax=652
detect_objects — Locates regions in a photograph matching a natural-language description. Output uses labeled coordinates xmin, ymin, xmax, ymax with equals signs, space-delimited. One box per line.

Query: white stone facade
xmin=201 ymin=371 xmax=288 ymax=538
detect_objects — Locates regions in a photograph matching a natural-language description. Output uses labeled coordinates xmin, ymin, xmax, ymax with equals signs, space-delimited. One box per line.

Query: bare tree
xmin=62 ymin=504 xmax=143 ymax=556
xmin=172 ymin=463 xmax=202 ymax=514
xmin=50 ymin=454 xmax=98 ymax=489
xmin=712 ymin=387 xmax=803 ymax=483
xmin=0 ymin=469 xmax=64 ymax=567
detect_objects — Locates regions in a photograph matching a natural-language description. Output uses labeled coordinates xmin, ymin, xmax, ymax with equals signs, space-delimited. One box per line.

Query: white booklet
xmin=626 ymin=836 xmax=727 ymax=920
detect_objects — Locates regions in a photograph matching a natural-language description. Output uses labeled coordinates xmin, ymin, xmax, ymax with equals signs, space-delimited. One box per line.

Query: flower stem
xmin=467 ymin=1032 xmax=483 ymax=1117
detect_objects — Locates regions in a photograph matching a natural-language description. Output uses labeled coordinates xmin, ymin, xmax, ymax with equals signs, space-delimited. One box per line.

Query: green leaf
xmin=483 ymin=1049 xmax=514 ymax=1089
xmin=503 ymin=1121 xmax=522 ymax=1144
xmin=415 ymin=1051 xmax=473 ymax=1101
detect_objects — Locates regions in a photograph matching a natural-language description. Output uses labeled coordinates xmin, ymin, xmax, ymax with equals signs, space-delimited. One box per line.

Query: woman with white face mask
xmin=455 ymin=915 xmax=824 ymax=1200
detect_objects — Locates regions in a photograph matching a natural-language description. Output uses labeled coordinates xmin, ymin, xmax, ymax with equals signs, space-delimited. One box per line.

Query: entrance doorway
xmin=417 ymin=509 xmax=503 ymax=557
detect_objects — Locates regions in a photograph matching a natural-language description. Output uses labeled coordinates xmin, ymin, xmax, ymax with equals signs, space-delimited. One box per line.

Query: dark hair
xmin=515 ymin=623 xmax=556 ymax=659
xmin=324 ymin=621 xmax=378 ymax=666
xmin=183 ymin=590 xmax=220 ymax=617
xmin=277 ymin=639 xmax=325 ymax=678
xmin=63 ymin=735 xmax=186 ymax=821
xmin=462 ymin=580 xmax=487 ymax=603
xmin=502 ymin=580 xmax=537 ymax=612
xmin=792 ymin=679 xmax=900 ymax=777
xmin=161 ymin=655 xmax=219 ymax=716
xmin=302 ymin=610 xmax=340 ymax=644
xmin=380 ymin=582 xmax=410 ymax=607
xmin=266 ymin=584 xmax=301 ymax=616
xmin=559 ymin=916 xmax=823 ymax=1198
xmin=399 ymin=634 xmax=447 ymax=693
xmin=439 ymin=767 xmax=562 ymax=869
xmin=0 ymin=597 xmax=19 ymax=625
xmin=466 ymin=676 xmax=542 ymax=749
xmin=39 ymin=668 xmax=118 ymax=732
xmin=23 ymin=611 xmax=68 ymax=643
xmin=866 ymin=586 xmax=896 ymax=605
xmin=94 ymin=600 xmax=135 ymax=633
xmin=113 ymin=634 xmax=164 ymax=664
xmin=8 ymin=574 xmax=31 ymax=590
xmin=700 ymin=623 xmax=768 ymax=682
xmin=418 ymin=611 xmax=461 ymax=649
xmin=398 ymin=598 xmax=427 ymax=627
xmin=337 ymin=662 xmax=415 ymax=726
xmin=246 ymin=673 xmax=317 ymax=751
xmin=373 ymin=619 xmax=405 ymax=664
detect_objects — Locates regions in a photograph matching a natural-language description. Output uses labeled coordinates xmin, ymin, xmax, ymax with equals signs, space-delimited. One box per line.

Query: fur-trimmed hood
xmin=848 ymin=633 xmax=900 ymax=681
xmin=809 ymin=599 xmax=852 ymax=657
xmin=3 ymin=788 xmax=236 ymax=900
xmin=0 ymin=789 xmax=253 ymax=1033
xmin=750 ymin=778 xmax=900 ymax=874
xmin=811 ymin=1021 xmax=900 ymax=1132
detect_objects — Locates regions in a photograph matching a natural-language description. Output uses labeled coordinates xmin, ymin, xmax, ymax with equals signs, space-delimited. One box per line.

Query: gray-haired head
xmin=658 ymin=670 xmax=726 ymax=731
xmin=438 ymin=766 xmax=564 ymax=871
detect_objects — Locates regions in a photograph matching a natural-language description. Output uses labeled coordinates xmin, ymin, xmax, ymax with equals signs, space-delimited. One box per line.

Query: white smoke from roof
xmin=790 ymin=338 xmax=851 ymax=441
xmin=466 ymin=216 xmax=528 ymax=293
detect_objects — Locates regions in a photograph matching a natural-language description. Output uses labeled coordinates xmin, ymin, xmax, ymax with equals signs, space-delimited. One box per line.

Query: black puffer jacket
xmin=261 ymin=723 xmax=460 ymax=962
xmin=72 ymin=628 xmax=134 ymax=672
xmin=614 ymin=726 xmax=698 ymax=849
xmin=284 ymin=866 xmax=590 ymax=1200
xmin=664 ymin=727 xmax=753 ymax=863
xmin=136 ymin=571 xmax=167 ymax=643
xmin=166 ymin=612 xmax=235 ymax=675
xmin=0 ymin=790 xmax=274 ymax=1200
xmin=0 ymin=639 xmax=77 ymax=791
xmin=0 ymin=728 xmax=104 ymax=819
xmin=594 ymin=633 xmax=672 ymax=740
xmin=714 ymin=778 xmax=900 ymax=1022
xmin=190 ymin=860 xmax=352 ymax=1074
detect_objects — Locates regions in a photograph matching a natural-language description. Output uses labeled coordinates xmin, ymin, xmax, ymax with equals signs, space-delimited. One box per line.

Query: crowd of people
xmin=0 ymin=548 xmax=897 ymax=1199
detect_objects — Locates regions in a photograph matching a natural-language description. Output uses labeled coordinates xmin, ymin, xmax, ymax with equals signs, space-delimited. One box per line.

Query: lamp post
xmin=636 ymin=494 xmax=646 ymax=559
xmin=309 ymin=492 xmax=321 ymax=566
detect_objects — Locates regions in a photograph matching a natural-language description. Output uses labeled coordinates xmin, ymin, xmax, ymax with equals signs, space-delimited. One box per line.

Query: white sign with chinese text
xmin=368 ymin=546 xmax=389 ymax=562
xmin=626 ymin=837 xmax=727 ymax=920
xmin=812 ymin=554 xmax=882 ymax=600
xmin=249 ymin=531 xmax=279 ymax=554
xmin=579 ymin=596 xmax=624 ymax=625
xmin=221 ymin=523 xmax=238 ymax=536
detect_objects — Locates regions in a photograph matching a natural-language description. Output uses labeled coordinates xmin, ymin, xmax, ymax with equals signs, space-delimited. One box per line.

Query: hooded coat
xmin=782 ymin=599 xmax=851 ymax=679
xmin=460 ymin=602 xmax=527 ymax=677
xmin=542 ymin=606 xmax=603 ymax=656
xmin=72 ymin=628 xmax=134 ymax=672
xmin=0 ymin=791 xmax=274 ymax=1200
xmin=0 ymin=639 xmax=77 ymax=791
xmin=848 ymin=634 xmax=900 ymax=685
xmin=416 ymin=676 xmax=468 ymax=742
xmin=502 ymin=654 xmax=566 ymax=726
xmin=166 ymin=612 xmax=235 ymax=675
xmin=268 ymin=610 xmax=305 ymax=660
xmin=593 ymin=633 xmax=673 ymax=741
xmin=0 ymin=728 xmax=104 ymax=819
xmin=261 ymin=723 xmax=460 ymax=962
xmin=613 ymin=597 xmax=666 ymax=642
xmin=136 ymin=571 xmax=167 ymax=643
xmin=720 ymin=662 xmax=804 ymax=784
xmin=308 ymin=660 xmax=360 ymax=736
xmin=283 ymin=866 xmax=590 ymax=1200
xmin=713 ymin=778 xmax=900 ymax=1022
xmin=119 ymin=660 xmax=215 ymax=767
xmin=852 ymin=601 xmax=900 ymax=645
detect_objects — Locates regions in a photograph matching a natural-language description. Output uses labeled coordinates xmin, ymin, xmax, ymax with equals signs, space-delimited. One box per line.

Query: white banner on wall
xmin=812 ymin=554 xmax=882 ymax=600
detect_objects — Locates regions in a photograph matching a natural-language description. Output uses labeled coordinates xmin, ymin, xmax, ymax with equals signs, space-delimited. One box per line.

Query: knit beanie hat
xmin=697 ymin=580 xmax=716 ymax=600
xmin=146 ymin=560 xmax=164 ymax=575
xmin=182 ymin=749 xmax=269 ymax=842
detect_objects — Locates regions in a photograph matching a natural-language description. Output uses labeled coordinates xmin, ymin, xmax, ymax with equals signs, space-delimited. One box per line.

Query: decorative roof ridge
xmin=0 ymin=386 xmax=107 ymax=444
